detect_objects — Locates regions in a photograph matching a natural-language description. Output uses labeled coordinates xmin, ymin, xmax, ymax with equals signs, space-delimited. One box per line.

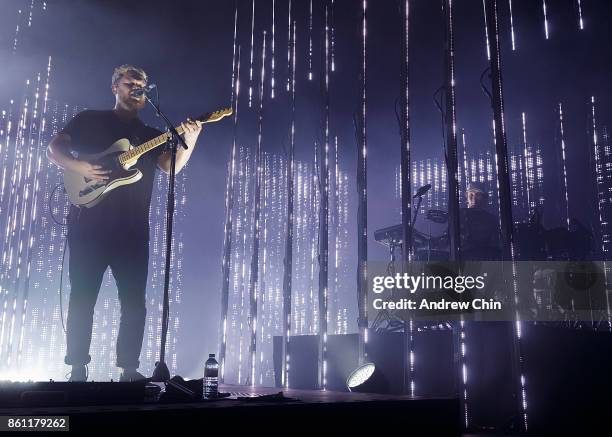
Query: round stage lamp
xmin=346 ymin=363 xmax=388 ymax=394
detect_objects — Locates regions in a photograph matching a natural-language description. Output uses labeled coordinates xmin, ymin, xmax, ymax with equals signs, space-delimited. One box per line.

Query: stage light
xmin=347 ymin=363 xmax=374 ymax=389
xmin=346 ymin=362 xmax=387 ymax=394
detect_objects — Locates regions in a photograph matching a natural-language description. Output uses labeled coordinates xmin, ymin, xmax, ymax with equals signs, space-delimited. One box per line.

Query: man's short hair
xmin=466 ymin=181 xmax=487 ymax=194
xmin=112 ymin=64 xmax=148 ymax=86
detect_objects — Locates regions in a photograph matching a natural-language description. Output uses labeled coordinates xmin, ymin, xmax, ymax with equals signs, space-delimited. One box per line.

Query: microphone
xmin=130 ymin=83 xmax=157 ymax=97
xmin=413 ymin=183 xmax=432 ymax=198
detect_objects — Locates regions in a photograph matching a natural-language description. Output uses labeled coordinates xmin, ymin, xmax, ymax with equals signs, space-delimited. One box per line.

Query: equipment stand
xmin=144 ymin=95 xmax=189 ymax=382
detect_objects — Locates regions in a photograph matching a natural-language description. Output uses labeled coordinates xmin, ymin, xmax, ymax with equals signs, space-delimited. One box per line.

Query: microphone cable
xmin=48 ymin=183 xmax=69 ymax=335
xmin=51 ymin=187 xmax=89 ymax=381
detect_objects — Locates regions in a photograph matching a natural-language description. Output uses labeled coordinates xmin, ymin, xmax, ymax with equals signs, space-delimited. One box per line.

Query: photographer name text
xmin=372 ymin=297 xmax=502 ymax=311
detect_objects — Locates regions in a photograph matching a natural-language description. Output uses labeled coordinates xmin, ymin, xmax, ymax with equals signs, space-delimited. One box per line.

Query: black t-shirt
xmin=460 ymin=207 xmax=501 ymax=260
xmin=61 ymin=109 xmax=164 ymax=242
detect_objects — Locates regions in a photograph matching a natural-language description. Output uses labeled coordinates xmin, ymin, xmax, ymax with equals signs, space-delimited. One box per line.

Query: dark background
xmin=1 ymin=0 xmax=611 ymax=377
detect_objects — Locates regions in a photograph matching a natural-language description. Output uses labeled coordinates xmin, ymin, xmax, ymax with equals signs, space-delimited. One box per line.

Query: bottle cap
xmin=209 ymin=354 xmax=215 ymax=358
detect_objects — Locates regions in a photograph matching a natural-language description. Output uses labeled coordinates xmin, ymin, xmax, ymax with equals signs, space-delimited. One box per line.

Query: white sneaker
xmin=69 ymin=365 xmax=87 ymax=382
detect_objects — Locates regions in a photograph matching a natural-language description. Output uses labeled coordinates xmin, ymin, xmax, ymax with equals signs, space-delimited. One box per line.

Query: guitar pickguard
xmin=64 ymin=140 xmax=143 ymax=207
xmin=79 ymin=180 xmax=107 ymax=197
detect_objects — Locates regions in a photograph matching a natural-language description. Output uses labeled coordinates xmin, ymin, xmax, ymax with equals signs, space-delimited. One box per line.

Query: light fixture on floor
xmin=346 ymin=362 xmax=388 ymax=393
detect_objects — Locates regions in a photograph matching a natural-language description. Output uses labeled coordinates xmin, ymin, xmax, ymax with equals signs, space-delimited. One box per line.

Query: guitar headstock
xmin=195 ymin=108 xmax=233 ymax=124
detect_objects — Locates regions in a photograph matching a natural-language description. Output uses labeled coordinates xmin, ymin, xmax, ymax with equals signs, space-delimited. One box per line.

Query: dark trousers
xmin=64 ymin=229 xmax=149 ymax=369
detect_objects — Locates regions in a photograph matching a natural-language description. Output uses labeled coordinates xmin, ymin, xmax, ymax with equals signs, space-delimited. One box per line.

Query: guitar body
xmin=64 ymin=138 xmax=143 ymax=208
xmin=62 ymin=107 xmax=232 ymax=208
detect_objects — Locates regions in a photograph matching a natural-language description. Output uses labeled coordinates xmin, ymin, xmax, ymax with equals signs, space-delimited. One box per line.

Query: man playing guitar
xmin=46 ymin=65 xmax=202 ymax=381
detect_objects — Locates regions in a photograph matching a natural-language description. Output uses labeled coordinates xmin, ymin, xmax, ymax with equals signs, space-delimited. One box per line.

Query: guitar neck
xmin=117 ymin=108 xmax=232 ymax=164
xmin=118 ymin=125 xmax=187 ymax=165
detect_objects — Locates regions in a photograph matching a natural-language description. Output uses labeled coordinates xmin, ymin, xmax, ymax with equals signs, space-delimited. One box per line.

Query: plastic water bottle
xmin=204 ymin=354 xmax=219 ymax=399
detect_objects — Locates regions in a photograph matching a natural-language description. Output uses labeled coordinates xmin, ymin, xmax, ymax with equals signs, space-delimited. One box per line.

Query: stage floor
xmin=0 ymin=384 xmax=461 ymax=433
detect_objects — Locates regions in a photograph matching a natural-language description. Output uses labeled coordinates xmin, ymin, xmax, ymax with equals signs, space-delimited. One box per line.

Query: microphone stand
xmin=144 ymin=92 xmax=188 ymax=382
xmin=410 ymin=193 xmax=425 ymax=255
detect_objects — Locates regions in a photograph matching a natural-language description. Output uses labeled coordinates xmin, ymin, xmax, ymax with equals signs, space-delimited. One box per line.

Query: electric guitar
xmin=64 ymin=108 xmax=232 ymax=208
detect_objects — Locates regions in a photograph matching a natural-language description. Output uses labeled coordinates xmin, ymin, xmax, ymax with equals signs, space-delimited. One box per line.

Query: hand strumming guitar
xmin=73 ymin=160 xmax=111 ymax=181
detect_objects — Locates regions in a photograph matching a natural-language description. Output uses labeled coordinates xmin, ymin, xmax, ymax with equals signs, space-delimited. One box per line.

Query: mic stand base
xmin=151 ymin=361 xmax=171 ymax=382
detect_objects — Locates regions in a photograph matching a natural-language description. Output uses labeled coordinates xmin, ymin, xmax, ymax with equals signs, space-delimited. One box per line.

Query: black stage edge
xmin=0 ymin=385 xmax=460 ymax=434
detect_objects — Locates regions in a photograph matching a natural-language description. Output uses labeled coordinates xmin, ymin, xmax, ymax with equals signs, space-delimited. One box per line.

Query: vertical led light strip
xmin=456 ymin=143 xmax=461 ymax=193
xmin=13 ymin=8 xmax=22 ymax=53
xmin=577 ymin=0 xmax=584 ymax=30
xmin=521 ymin=113 xmax=532 ymax=215
xmin=219 ymin=156 xmax=233 ymax=382
xmin=485 ymin=0 xmax=512 ymax=258
xmin=444 ymin=0 xmax=467 ymax=423
xmin=230 ymin=149 xmax=239 ymax=383
xmin=1 ymin=79 xmax=30 ymax=365
xmin=247 ymin=32 xmax=267 ymax=385
xmin=271 ymin=0 xmax=276 ymax=99
xmin=310 ymin=144 xmax=318 ymax=336
xmin=293 ymin=163 xmax=300 ymax=339
xmin=12 ymin=78 xmax=34 ymax=367
xmin=248 ymin=0 xmax=256 ymax=107
xmin=306 ymin=158 xmax=319 ymax=335
xmin=534 ymin=145 xmax=545 ymax=209
xmin=338 ymin=166 xmax=349 ymax=334
xmin=27 ymin=0 xmax=34 ymax=27
xmin=444 ymin=0 xmax=461 ymax=263
xmin=398 ymin=0 xmax=414 ymax=396
xmin=15 ymin=78 xmax=38 ymax=367
xmin=461 ymin=129 xmax=470 ymax=193
xmin=508 ymin=0 xmax=516 ymax=51
xmin=244 ymin=147 xmax=253 ymax=384
xmin=593 ymin=118 xmax=612 ymax=327
xmin=260 ymin=153 xmax=285 ymax=386
xmin=0 ymin=96 xmax=17 ymax=360
xmin=17 ymin=67 xmax=46 ymax=367
xmin=231 ymin=5 xmax=239 ymax=104
xmin=0 ymin=101 xmax=13 ymax=213
xmin=542 ymin=0 xmax=549 ymax=40
xmin=331 ymin=0 xmax=336 ymax=72
xmin=317 ymin=4 xmax=331 ymax=390
xmin=459 ymin=318 xmax=469 ymax=428
xmin=259 ymin=155 xmax=269 ymax=386
xmin=356 ymin=0 xmax=369 ymax=366
xmin=281 ymin=20 xmax=297 ymax=388
xmin=308 ymin=0 xmax=313 ymax=80
xmin=237 ymin=147 xmax=251 ymax=384
xmin=482 ymin=0 xmax=491 ymax=60
xmin=13 ymin=85 xmax=30 ymax=365
xmin=219 ymin=1 xmax=240 ymax=382
xmin=558 ymin=103 xmax=570 ymax=230
xmin=484 ymin=0 xmax=527 ymax=430
xmin=294 ymin=163 xmax=302 ymax=336
xmin=458 ymin=151 xmax=469 ymax=423
xmin=333 ymin=136 xmax=339 ymax=334
xmin=286 ymin=0 xmax=292 ymax=92
xmin=0 ymin=100 xmax=15 ymax=265
xmin=592 ymin=97 xmax=607 ymax=257
xmin=240 ymin=115 xmax=250 ymax=382
xmin=431 ymin=159 xmax=438 ymax=207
